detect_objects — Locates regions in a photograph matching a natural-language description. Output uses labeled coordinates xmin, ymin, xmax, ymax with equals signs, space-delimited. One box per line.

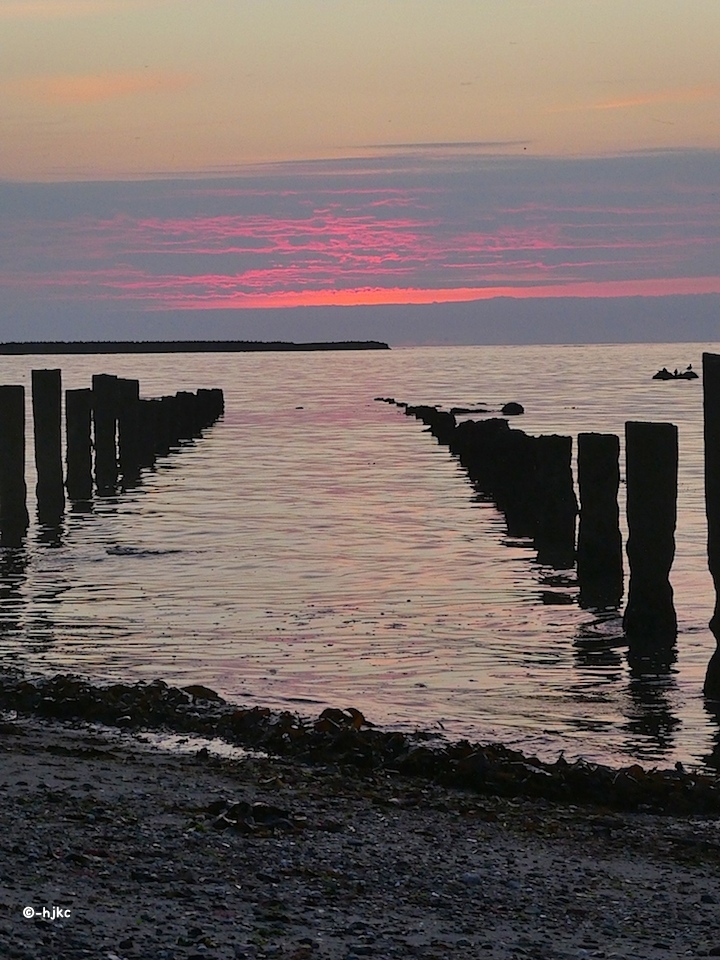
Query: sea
xmin=0 ymin=341 xmax=719 ymax=771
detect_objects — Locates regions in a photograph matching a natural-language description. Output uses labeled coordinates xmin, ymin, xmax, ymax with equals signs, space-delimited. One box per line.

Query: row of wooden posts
xmin=381 ymin=351 xmax=720 ymax=698
xmin=0 ymin=369 xmax=224 ymax=538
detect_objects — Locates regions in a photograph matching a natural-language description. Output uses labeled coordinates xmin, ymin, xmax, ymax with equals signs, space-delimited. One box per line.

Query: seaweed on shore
xmin=1 ymin=668 xmax=719 ymax=816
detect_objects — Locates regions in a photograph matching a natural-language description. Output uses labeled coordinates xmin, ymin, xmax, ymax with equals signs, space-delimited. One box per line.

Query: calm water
xmin=1 ymin=342 xmax=719 ymax=770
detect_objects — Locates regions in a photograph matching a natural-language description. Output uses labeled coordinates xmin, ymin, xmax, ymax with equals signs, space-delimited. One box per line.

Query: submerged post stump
xmin=533 ymin=434 xmax=577 ymax=568
xmin=32 ymin=368 xmax=65 ymax=521
xmin=92 ymin=374 xmax=119 ymax=494
xmin=576 ymin=432 xmax=624 ymax=607
xmin=622 ymin=421 xmax=678 ymax=645
xmin=703 ymin=353 xmax=720 ymax=696
xmin=65 ymin=388 xmax=93 ymax=501
xmin=0 ymin=385 xmax=29 ymax=540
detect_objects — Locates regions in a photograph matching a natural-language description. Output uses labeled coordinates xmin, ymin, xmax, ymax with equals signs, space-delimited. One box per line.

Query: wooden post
xmin=533 ymin=434 xmax=577 ymax=568
xmin=156 ymin=395 xmax=179 ymax=455
xmin=622 ymin=421 xmax=678 ymax=645
xmin=203 ymin=387 xmax=224 ymax=421
xmin=196 ymin=388 xmax=216 ymax=429
xmin=703 ymin=353 xmax=720 ymax=696
xmin=32 ymin=368 xmax=65 ymax=521
xmin=92 ymin=374 xmax=118 ymax=494
xmin=116 ymin=378 xmax=141 ymax=485
xmin=65 ymin=388 xmax=93 ymax=502
xmin=577 ymin=432 xmax=624 ymax=608
xmin=494 ymin=430 xmax=538 ymax=539
xmin=175 ymin=390 xmax=198 ymax=439
xmin=137 ymin=398 xmax=159 ymax=467
xmin=0 ymin=385 xmax=29 ymax=541
xmin=450 ymin=417 xmax=511 ymax=493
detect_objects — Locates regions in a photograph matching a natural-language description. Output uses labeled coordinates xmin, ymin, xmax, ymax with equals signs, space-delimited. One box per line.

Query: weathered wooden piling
xmin=65 ymin=388 xmax=93 ymax=501
xmin=622 ymin=421 xmax=678 ymax=645
xmin=137 ymin=398 xmax=159 ymax=467
xmin=116 ymin=378 xmax=141 ymax=485
xmin=197 ymin=387 xmax=224 ymax=424
xmin=31 ymin=368 xmax=65 ymax=520
xmin=175 ymin=390 xmax=201 ymax=440
xmin=533 ymin=434 xmax=577 ymax=568
xmin=92 ymin=374 xmax=118 ymax=493
xmin=576 ymin=432 xmax=624 ymax=607
xmin=702 ymin=352 xmax=720 ymax=696
xmin=156 ymin=395 xmax=180 ymax=455
xmin=493 ymin=430 xmax=538 ymax=539
xmin=450 ymin=418 xmax=511 ymax=493
xmin=0 ymin=385 xmax=29 ymax=540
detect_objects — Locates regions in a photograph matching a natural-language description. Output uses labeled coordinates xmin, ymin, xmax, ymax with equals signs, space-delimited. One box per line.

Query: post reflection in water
xmin=573 ymin=610 xmax=625 ymax=679
xmin=35 ymin=516 xmax=65 ymax=549
xmin=623 ymin=643 xmax=680 ymax=756
xmin=0 ymin=545 xmax=28 ymax=639
xmin=571 ymin=605 xmax=683 ymax=761
xmin=701 ymin=701 xmax=720 ymax=769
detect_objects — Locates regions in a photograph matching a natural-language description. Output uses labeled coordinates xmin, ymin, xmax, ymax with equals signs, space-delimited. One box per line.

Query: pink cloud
xmin=2 ymin=154 xmax=718 ymax=316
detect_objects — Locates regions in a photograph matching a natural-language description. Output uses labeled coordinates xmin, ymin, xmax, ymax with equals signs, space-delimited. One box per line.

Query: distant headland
xmin=0 ymin=340 xmax=390 ymax=355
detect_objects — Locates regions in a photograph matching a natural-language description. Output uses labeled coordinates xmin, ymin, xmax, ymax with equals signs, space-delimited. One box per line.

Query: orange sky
xmin=1 ymin=1 xmax=719 ymax=339
xmin=2 ymin=0 xmax=720 ymax=181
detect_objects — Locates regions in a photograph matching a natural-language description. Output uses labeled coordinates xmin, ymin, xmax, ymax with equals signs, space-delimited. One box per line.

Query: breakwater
xmin=0 ymin=367 xmax=223 ymax=542
xmin=377 ymin=350 xmax=720 ymax=695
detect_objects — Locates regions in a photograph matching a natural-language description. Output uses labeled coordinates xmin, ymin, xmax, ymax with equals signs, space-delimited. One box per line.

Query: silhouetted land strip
xmin=0 ymin=340 xmax=390 ymax=355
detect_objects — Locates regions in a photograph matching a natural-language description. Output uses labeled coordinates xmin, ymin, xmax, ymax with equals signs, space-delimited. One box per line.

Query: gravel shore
xmin=2 ymin=715 xmax=720 ymax=960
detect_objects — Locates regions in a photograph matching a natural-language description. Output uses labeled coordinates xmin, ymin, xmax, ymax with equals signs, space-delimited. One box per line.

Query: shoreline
xmin=3 ymin=711 xmax=720 ymax=958
xmin=2 ymin=667 xmax=720 ymax=816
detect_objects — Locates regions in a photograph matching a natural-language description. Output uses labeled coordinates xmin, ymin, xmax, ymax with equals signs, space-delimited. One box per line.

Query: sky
xmin=1 ymin=0 xmax=719 ymax=345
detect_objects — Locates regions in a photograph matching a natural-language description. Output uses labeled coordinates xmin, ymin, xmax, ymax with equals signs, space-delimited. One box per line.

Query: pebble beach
xmin=3 ymin=697 xmax=720 ymax=959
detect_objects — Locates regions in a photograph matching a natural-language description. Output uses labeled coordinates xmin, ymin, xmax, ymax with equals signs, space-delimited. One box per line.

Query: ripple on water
xmin=0 ymin=344 xmax=717 ymax=768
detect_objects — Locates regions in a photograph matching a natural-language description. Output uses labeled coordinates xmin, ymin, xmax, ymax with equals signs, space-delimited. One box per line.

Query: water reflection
xmin=573 ymin=611 xmax=625 ymax=677
xmin=701 ymin=701 xmax=720 ymax=769
xmin=570 ymin=609 xmax=682 ymax=760
xmin=0 ymin=343 xmax=715 ymax=770
xmin=538 ymin=568 xmax=577 ymax=606
xmin=0 ymin=545 xmax=28 ymax=637
xmin=35 ymin=515 xmax=65 ymax=548
xmin=623 ymin=642 xmax=680 ymax=755
xmin=0 ymin=522 xmax=27 ymax=550
xmin=67 ymin=499 xmax=94 ymax=517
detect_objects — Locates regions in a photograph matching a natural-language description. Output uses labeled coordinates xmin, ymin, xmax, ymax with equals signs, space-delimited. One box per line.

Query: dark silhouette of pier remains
xmin=0 ymin=369 xmax=224 ymax=539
